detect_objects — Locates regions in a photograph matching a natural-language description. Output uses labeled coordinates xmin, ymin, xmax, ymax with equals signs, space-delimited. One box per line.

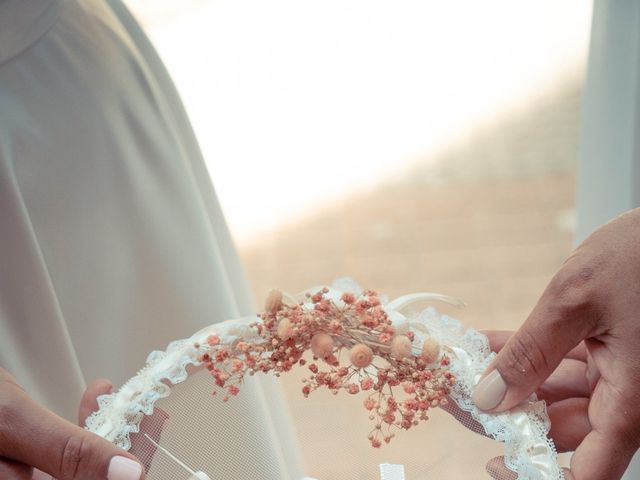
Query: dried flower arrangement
xmin=198 ymin=287 xmax=455 ymax=448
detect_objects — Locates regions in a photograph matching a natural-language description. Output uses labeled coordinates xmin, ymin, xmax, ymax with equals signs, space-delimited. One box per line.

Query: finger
xmin=482 ymin=330 xmax=589 ymax=362
xmin=536 ymin=359 xmax=590 ymax=404
xmin=567 ymin=377 xmax=640 ymax=479
xmin=566 ymin=342 xmax=589 ymax=363
xmin=482 ymin=330 xmax=514 ymax=353
xmin=78 ymin=380 xmax=169 ymax=475
xmin=473 ymin=266 xmax=598 ymax=412
xmin=0 ymin=385 xmax=144 ymax=480
xmin=568 ymin=428 xmax=636 ymax=480
xmin=32 ymin=469 xmax=53 ymax=480
xmin=441 ymin=359 xmax=590 ymax=438
xmin=0 ymin=458 xmax=32 ymax=479
xmin=485 ymin=456 xmax=517 ymax=480
xmin=585 ymin=358 xmax=601 ymax=392
xmin=483 ymin=331 xmax=591 ymax=405
xmin=78 ymin=379 xmax=113 ymax=426
xmin=547 ymin=397 xmax=591 ymax=452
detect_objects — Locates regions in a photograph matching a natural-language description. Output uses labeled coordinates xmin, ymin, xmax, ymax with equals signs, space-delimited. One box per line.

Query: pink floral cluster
xmin=198 ymin=287 xmax=455 ymax=447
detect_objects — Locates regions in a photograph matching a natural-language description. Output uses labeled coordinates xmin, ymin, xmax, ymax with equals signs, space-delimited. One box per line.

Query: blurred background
xmin=125 ymin=1 xmax=592 ymax=478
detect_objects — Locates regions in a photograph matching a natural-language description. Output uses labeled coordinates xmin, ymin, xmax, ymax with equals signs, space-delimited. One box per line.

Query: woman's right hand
xmin=473 ymin=208 xmax=640 ymax=479
xmin=0 ymin=368 xmax=144 ymax=479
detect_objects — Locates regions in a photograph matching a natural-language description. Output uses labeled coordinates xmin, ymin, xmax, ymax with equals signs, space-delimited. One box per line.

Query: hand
xmin=472 ymin=208 xmax=640 ymax=480
xmin=439 ymin=330 xmax=592 ymax=479
xmin=480 ymin=331 xmax=594 ymax=479
xmin=0 ymin=368 xmax=144 ymax=480
xmin=79 ymin=381 xmax=169 ymax=479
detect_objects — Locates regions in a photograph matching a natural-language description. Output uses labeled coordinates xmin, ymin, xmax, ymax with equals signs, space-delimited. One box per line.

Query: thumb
xmin=473 ymin=266 xmax=598 ymax=411
xmin=0 ymin=380 xmax=143 ymax=480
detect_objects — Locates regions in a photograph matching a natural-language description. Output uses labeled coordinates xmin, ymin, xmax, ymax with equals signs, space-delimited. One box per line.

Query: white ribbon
xmin=379 ymin=463 xmax=406 ymax=480
xmin=302 ymin=463 xmax=406 ymax=480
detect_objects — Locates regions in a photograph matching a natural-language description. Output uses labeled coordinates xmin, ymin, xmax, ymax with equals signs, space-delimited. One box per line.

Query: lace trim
xmin=85 ymin=318 xmax=261 ymax=450
xmin=409 ymin=308 xmax=563 ymax=480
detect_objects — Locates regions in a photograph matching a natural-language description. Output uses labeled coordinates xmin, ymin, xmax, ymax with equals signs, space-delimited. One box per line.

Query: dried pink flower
xmin=402 ymin=383 xmax=416 ymax=394
xmin=231 ymin=359 xmax=244 ymax=372
xmin=361 ymin=377 xmax=374 ymax=390
xmin=201 ymin=285 xmax=456 ymax=450
xmin=404 ymin=398 xmax=418 ymax=411
xmin=350 ymin=343 xmax=374 ymax=369
xmin=378 ymin=332 xmax=393 ymax=343
xmin=360 ymin=314 xmax=379 ymax=328
xmin=341 ymin=292 xmax=356 ymax=304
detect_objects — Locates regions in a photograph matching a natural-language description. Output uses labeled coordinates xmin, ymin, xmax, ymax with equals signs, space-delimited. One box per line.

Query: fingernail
xmin=108 ymin=456 xmax=142 ymax=480
xmin=473 ymin=369 xmax=507 ymax=411
xmin=32 ymin=469 xmax=53 ymax=480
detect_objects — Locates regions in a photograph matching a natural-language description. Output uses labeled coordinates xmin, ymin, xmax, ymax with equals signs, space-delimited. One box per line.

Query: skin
xmin=0 ymin=369 xmax=144 ymax=480
xmin=478 ymin=207 xmax=640 ymax=479
xmin=481 ymin=331 xmax=592 ymax=479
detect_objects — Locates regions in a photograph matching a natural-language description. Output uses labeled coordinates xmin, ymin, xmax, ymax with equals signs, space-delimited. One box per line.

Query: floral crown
xmin=86 ymin=279 xmax=563 ymax=480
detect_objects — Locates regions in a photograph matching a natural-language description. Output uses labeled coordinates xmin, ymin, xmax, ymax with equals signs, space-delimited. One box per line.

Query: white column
xmin=576 ymin=1 xmax=640 ymax=477
xmin=576 ymin=0 xmax=640 ymax=243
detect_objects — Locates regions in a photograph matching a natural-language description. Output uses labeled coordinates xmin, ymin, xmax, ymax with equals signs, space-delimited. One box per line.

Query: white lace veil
xmin=85 ymin=279 xmax=563 ymax=480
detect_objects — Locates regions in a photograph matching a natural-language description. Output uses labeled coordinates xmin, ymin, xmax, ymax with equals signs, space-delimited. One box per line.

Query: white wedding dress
xmin=0 ymin=1 xmax=303 ymax=478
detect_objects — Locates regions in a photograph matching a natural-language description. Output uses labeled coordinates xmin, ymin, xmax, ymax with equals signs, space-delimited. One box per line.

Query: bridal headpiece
xmin=86 ymin=279 xmax=563 ymax=479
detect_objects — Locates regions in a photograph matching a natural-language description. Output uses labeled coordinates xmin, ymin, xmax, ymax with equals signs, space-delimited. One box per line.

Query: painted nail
xmin=108 ymin=456 xmax=143 ymax=480
xmin=32 ymin=469 xmax=53 ymax=480
xmin=473 ymin=369 xmax=507 ymax=411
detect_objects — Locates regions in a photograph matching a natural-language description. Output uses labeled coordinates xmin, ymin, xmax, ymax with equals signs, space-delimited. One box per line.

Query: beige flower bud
xmin=310 ymin=333 xmax=334 ymax=358
xmin=350 ymin=343 xmax=374 ymax=369
xmin=264 ymin=289 xmax=283 ymax=313
xmin=390 ymin=335 xmax=413 ymax=359
xmin=421 ymin=337 xmax=441 ymax=364
xmin=277 ymin=319 xmax=292 ymax=339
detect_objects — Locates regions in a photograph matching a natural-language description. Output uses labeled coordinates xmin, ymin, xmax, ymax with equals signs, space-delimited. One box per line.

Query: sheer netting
xmin=85 ymin=280 xmax=563 ymax=480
